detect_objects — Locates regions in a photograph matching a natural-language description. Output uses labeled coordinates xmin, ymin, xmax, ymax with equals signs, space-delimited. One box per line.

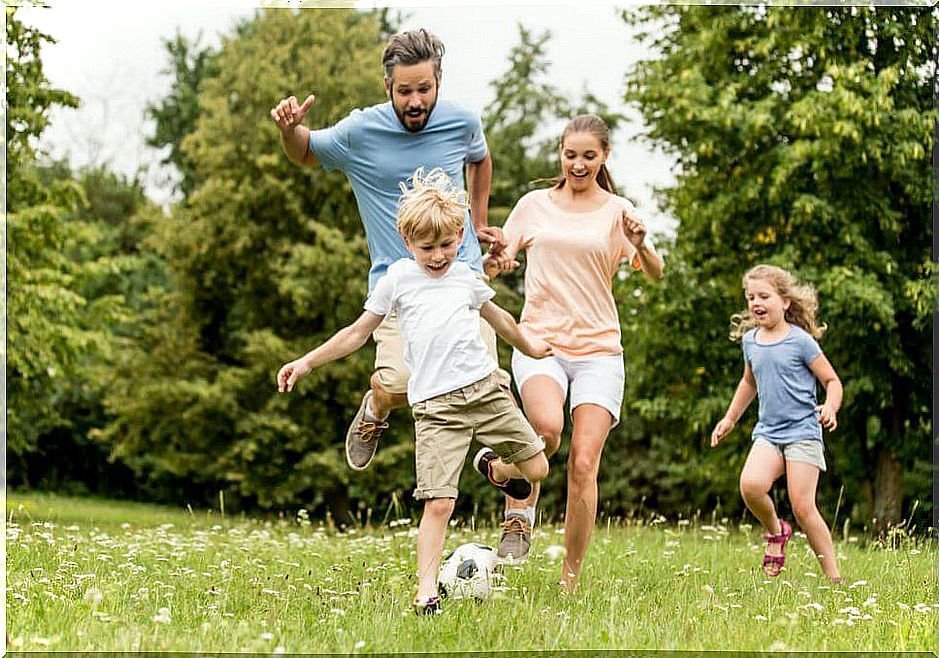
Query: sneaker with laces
xmin=497 ymin=514 xmax=532 ymax=563
xmin=472 ymin=447 xmax=532 ymax=500
xmin=345 ymin=391 xmax=388 ymax=471
xmin=413 ymin=595 xmax=442 ymax=616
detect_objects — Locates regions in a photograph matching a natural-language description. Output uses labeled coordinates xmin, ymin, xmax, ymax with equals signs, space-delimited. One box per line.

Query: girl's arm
xmin=710 ymin=363 xmax=757 ymax=447
xmin=479 ymin=301 xmax=551 ymax=358
xmin=809 ymin=353 xmax=842 ymax=431
xmin=277 ymin=311 xmax=385 ymax=392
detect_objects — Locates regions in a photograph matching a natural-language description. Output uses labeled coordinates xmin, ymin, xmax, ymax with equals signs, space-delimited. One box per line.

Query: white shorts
xmin=511 ymin=350 xmax=625 ymax=426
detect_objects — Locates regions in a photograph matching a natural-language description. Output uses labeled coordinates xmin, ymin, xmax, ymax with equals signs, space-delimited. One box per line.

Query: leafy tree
xmin=146 ymin=31 xmax=220 ymax=198
xmin=100 ymin=8 xmax=410 ymax=520
xmin=5 ymin=8 xmax=97 ymax=467
xmin=621 ymin=6 xmax=934 ymax=530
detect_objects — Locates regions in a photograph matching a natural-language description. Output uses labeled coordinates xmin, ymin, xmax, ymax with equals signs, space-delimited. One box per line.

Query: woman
xmin=487 ymin=114 xmax=664 ymax=591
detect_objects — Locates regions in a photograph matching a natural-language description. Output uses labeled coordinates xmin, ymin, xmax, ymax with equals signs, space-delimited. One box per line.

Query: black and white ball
xmin=437 ymin=542 xmax=498 ymax=601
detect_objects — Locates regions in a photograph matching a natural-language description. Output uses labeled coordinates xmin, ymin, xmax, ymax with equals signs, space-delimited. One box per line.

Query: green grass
xmin=6 ymin=491 xmax=937 ymax=652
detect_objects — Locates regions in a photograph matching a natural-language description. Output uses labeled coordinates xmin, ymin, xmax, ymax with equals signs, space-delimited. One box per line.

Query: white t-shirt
xmin=364 ymin=259 xmax=497 ymax=404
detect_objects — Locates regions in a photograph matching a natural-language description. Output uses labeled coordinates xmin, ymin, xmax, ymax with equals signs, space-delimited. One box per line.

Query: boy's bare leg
xmin=416 ymin=498 xmax=456 ymax=600
xmin=369 ymin=372 xmax=408 ymax=418
xmin=489 ymin=452 xmax=548 ymax=485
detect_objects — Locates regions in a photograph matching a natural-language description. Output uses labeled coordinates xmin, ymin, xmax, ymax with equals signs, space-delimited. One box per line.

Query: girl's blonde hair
xmin=396 ymin=167 xmax=469 ymax=242
xmin=730 ymin=264 xmax=827 ymax=340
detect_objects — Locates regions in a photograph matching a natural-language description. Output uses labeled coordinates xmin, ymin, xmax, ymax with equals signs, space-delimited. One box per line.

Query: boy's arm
xmin=710 ymin=363 xmax=757 ymax=447
xmin=277 ymin=311 xmax=384 ymax=392
xmin=809 ymin=353 xmax=842 ymax=431
xmin=479 ymin=301 xmax=551 ymax=359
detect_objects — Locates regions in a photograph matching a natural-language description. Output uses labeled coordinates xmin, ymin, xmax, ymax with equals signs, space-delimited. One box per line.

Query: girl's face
xmin=560 ymin=132 xmax=607 ymax=193
xmin=745 ymin=277 xmax=790 ymax=330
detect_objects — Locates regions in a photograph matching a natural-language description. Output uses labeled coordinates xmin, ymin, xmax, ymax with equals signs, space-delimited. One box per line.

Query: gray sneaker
xmin=497 ymin=514 xmax=532 ymax=563
xmin=345 ymin=391 xmax=388 ymax=471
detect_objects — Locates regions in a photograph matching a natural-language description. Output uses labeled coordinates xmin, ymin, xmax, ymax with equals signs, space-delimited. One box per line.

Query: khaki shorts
xmin=372 ymin=311 xmax=512 ymax=395
xmin=752 ymin=437 xmax=827 ymax=472
xmin=411 ymin=371 xmax=546 ymax=500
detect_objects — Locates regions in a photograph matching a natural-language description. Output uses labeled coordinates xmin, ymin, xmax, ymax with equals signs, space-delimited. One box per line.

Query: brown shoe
xmin=345 ymin=392 xmax=388 ymax=470
xmin=497 ymin=514 xmax=532 ymax=563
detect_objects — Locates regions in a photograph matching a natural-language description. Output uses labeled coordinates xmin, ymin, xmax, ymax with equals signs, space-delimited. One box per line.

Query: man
xmin=270 ymin=28 xmax=509 ymax=475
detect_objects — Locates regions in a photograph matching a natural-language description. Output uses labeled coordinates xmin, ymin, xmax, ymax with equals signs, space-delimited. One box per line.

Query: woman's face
xmin=560 ymin=131 xmax=607 ymax=192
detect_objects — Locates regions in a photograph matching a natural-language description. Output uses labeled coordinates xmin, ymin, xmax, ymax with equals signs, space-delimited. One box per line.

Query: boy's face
xmin=405 ymin=229 xmax=463 ymax=278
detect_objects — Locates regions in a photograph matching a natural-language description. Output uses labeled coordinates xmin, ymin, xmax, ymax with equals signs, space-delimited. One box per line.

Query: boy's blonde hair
xmin=397 ymin=167 xmax=468 ymax=242
xmin=730 ymin=264 xmax=827 ymax=340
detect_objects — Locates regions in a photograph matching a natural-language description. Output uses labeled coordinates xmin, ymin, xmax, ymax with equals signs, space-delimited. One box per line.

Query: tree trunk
xmin=872 ymin=447 xmax=902 ymax=535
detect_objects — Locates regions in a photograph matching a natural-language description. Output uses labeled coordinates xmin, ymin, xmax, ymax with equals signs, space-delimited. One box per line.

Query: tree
xmin=6 ymin=8 xmax=95 ymax=466
xmin=146 ymin=31 xmax=220 ymax=199
xmin=622 ymin=6 xmax=934 ymax=530
xmin=100 ymin=8 xmax=410 ymax=519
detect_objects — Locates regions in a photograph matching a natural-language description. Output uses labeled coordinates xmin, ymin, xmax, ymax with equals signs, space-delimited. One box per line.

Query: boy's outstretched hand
xmin=524 ymin=337 xmax=553 ymax=359
xmin=277 ymin=358 xmax=311 ymax=393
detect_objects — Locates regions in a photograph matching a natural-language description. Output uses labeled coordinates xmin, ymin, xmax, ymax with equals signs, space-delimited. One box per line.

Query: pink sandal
xmin=762 ymin=519 xmax=792 ymax=577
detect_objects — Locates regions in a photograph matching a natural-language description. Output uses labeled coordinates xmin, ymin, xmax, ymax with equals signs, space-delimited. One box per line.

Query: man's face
xmin=385 ymin=61 xmax=438 ymax=132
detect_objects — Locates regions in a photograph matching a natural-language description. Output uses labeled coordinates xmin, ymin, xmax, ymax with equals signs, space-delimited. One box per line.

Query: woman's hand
xmin=622 ymin=208 xmax=648 ymax=247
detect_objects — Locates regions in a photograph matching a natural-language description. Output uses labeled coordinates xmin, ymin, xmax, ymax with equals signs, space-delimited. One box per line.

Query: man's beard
xmin=394 ymin=99 xmax=436 ymax=133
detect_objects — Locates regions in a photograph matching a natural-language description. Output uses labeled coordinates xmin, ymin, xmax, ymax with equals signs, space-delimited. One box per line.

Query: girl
xmin=486 ymin=114 xmax=664 ymax=591
xmin=711 ymin=264 xmax=843 ymax=581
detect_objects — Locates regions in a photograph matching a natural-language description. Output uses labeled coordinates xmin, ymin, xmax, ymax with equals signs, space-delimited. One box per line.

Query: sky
xmin=18 ymin=1 xmax=678 ymax=235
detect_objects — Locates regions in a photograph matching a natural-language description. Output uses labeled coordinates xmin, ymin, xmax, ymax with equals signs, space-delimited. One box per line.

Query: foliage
xmin=620 ymin=6 xmax=935 ymax=528
xmin=5 ymin=8 xmax=109 ymax=464
xmin=146 ymin=31 xmax=221 ymax=198
xmin=99 ymin=8 xmax=412 ymax=516
xmin=8 ymin=146 xmax=170 ymax=494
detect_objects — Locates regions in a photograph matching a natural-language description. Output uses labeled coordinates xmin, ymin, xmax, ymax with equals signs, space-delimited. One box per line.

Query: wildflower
xmin=152 ymin=608 xmax=171 ymax=624
xmin=544 ymin=545 xmax=566 ymax=561
xmin=754 ymin=614 xmax=768 ymax=621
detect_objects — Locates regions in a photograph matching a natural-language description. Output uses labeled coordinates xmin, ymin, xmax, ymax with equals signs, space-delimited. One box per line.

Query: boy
xmin=276 ymin=168 xmax=549 ymax=614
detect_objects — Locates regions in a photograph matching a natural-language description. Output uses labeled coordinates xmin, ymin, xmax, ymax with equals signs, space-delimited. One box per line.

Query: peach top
xmin=502 ymin=188 xmax=648 ymax=359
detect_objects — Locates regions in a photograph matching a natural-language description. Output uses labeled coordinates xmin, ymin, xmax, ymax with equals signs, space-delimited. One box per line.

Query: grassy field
xmin=6 ymin=491 xmax=937 ymax=653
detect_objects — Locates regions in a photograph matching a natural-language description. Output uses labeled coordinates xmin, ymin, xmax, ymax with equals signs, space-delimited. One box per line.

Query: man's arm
xmin=467 ymin=153 xmax=503 ymax=249
xmin=270 ymin=94 xmax=321 ymax=168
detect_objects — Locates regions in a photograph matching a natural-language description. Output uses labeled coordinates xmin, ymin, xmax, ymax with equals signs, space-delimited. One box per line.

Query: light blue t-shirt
xmin=309 ymin=100 xmax=487 ymax=292
xmin=743 ymin=325 xmax=824 ymax=444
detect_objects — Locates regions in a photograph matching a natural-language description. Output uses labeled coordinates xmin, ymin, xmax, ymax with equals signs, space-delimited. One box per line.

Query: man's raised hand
xmin=270 ymin=94 xmax=315 ymax=132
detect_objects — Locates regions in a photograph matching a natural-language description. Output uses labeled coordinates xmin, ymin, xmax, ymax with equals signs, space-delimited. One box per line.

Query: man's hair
xmin=382 ymin=28 xmax=445 ymax=83
xmin=397 ymin=167 xmax=467 ymax=243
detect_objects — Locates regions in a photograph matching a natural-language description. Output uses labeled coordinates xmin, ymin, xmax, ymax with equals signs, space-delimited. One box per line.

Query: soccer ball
xmin=437 ymin=542 xmax=498 ymax=601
